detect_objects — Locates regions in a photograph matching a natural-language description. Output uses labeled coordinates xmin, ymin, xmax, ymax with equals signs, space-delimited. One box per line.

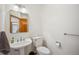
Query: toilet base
xmin=36 ymin=47 xmax=51 ymax=55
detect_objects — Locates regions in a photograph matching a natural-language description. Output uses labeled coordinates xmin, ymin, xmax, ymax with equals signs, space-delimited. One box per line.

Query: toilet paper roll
xmin=56 ymin=41 xmax=61 ymax=47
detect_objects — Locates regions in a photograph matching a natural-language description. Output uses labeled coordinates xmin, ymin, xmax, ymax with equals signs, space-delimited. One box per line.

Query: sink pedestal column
xmin=19 ymin=48 xmax=25 ymax=55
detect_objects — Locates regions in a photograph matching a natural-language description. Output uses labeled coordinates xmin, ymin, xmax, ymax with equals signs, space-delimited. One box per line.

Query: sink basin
xmin=10 ymin=38 xmax=32 ymax=49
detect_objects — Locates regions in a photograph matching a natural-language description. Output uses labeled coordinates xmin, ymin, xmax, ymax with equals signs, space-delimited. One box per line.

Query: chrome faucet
xmin=20 ymin=37 xmax=25 ymax=42
xmin=20 ymin=37 xmax=22 ymax=41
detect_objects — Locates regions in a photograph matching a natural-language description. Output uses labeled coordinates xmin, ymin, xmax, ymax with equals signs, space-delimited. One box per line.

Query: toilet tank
xmin=32 ymin=36 xmax=43 ymax=47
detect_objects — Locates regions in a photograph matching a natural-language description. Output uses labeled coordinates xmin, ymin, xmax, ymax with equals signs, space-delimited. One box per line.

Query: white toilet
xmin=32 ymin=36 xmax=50 ymax=55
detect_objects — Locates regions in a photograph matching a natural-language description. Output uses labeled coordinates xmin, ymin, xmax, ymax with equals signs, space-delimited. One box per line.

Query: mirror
xmin=10 ymin=10 xmax=29 ymax=33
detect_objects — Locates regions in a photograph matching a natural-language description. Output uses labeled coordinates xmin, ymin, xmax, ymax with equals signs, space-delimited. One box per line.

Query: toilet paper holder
xmin=56 ymin=41 xmax=61 ymax=47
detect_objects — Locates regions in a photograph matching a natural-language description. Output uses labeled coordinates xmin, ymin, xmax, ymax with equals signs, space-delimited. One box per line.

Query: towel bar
xmin=64 ymin=33 xmax=79 ymax=36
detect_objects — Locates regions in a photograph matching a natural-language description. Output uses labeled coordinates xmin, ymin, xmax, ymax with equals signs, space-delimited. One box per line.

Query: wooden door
xmin=19 ymin=18 xmax=28 ymax=32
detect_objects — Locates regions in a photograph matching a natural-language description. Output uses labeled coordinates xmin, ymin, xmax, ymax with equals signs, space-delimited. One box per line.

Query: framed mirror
xmin=10 ymin=10 xmax=29 ymax=33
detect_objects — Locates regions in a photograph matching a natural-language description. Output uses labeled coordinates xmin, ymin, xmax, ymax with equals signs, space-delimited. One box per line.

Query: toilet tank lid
xmin=32 ymin=36 xmax=41 ymax=39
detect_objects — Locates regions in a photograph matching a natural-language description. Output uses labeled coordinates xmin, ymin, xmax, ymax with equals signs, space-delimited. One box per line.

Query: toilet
xmin=32 ymin=36 xmax=50 ymax=55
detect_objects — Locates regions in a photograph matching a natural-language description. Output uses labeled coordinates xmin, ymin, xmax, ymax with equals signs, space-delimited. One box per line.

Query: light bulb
xmin=20 ymin=7 xmax=28 ymax=13
xmin=12 ymin=5 xmax=19 ymax=11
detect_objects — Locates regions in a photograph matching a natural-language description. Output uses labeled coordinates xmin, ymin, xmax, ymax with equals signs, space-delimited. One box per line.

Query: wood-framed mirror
xmin=10 ymin=10 xmax=29 ymax=33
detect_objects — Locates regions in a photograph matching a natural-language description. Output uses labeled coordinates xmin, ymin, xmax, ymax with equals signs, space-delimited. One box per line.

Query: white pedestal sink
xmin=10 ymin=38 xmax=32 ymax=55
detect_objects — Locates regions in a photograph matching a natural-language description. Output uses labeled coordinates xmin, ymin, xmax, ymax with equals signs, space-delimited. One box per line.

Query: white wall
xmin=0 ymin=5 xmax=5 ymax=32
xmin=24 ymin=4 xmax=43 ymax=36
xmin=0 ymin=5 xmax=2 ymax=31
xmin=41 ymin=5 xmax=79 ymax=55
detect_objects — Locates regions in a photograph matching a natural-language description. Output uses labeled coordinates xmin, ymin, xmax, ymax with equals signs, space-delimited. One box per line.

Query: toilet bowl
xmin=32 ymin=36 xmax=50 ymax=55
xmin=37 ymin=46 xmax=50 ymax=55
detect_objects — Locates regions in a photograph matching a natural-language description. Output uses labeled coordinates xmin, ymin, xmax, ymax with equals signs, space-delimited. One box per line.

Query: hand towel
xmin=0 ymin=31 xmax=10 ymax=54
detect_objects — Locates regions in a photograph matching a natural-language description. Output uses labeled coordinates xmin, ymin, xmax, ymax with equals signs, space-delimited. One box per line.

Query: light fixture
xmin=12 ymin=5 xmax=19 ymax=11
xmin=20 ymin=7 xmax=28 ymax=13
xmin=11 ymin=4 xmax=29 ymax=14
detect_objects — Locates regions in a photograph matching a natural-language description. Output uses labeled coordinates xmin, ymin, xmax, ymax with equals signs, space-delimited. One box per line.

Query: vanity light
xmin=12 ymin=5 xmax=19 ymax=11
xmin=11 ymin=5 xmax=29 ymax=14
xmin=20 ymin=7 xmax=28 ymax=13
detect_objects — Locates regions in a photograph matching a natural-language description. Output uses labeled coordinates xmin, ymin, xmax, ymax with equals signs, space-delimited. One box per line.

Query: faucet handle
xmin=20 ymin=37 xmax=22 ymax=41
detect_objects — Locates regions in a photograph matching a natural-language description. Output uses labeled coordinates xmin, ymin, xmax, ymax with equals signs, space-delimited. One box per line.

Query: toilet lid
xmin=37 ymin=47 xmax=50 ymax=54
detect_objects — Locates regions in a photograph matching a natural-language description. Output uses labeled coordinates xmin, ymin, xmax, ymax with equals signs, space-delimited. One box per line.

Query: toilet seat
xmin=37 ymin=47 xmax=50 ymax=55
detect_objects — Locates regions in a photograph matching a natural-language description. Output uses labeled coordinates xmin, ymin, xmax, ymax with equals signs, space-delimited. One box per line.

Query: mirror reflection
xmin=10 ymin=10 xmax=29 ymax=33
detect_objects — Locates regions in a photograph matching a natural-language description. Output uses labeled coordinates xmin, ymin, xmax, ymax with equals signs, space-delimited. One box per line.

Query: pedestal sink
xmin=10 ymin=38 xmax=32 ymax=55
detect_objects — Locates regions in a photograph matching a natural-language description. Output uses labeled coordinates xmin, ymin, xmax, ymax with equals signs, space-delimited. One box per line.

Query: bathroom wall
xmin=41 ymin=5 xmax=79 ymax=55
xmin=24 ymin=4 xmax=43 ymax=36
xmin=0 ymin=5 xmax=5 ymax=32
xmin=0 ymin=5 xmax=2 ymax=31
